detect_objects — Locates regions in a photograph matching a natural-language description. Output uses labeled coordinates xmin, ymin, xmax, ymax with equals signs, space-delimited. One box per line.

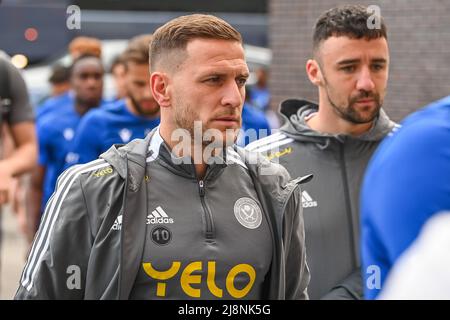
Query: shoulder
xmin=80 ymin=107 xmax=106 ymax=125
xmin=245 ymin=130 xmax=294 ymax=154
xmin=37 ymin=112 xmax=59 ymax=134
xmin=401 ymin=100 xmax=450 ymax=138
xmin=235 ymin=146 xmax=292 ymax=186
xmin=374 ymin=101 xmax=450 ymax=164
xmin=84 ymin=100 xmax=125 ymax=123
xmin=63 ymin=158 xmax=122 ymax=193
xmin=100 ymin=99 xmax=126 ymax=114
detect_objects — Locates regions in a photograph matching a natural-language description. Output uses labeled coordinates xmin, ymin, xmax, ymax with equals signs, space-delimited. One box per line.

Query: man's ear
xmin=306 ymin=59 xmax=324 ymax=87
xmin=150 ymin=72 xmax=171 ymax=107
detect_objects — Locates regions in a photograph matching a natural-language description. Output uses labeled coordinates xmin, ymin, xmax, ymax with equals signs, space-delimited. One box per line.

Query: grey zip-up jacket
xmin=247 ymin=99 xmax=397 ymax=300
xmin=15 ymin=129 xmax=311 ymax=300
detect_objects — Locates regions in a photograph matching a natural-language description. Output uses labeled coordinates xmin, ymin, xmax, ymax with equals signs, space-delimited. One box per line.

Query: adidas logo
xmin=302 ymin=191 xmax=318 ymax=208
xmin=112 ymin=215 xmax=122 ymax=231
xmin=147 ymin=206 xmax=174 ymax=224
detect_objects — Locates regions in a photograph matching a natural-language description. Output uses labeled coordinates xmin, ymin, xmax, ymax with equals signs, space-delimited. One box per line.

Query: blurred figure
xmin=361 ymin=95 xmax=450 ymax=299
xmin=48 ymin=63 xmax=71 ymax=97
xmin=29 ymin=54 xmax=104 ymax=233
xmin=0 ymin=53 xmax=37 ymax=264
xmin=68 ymin=36 xmax=102 ymax=60
xmin=36 ymin=36 xmax=102 ymax=120
xmin=248 ymin=67 xmax=280 ymax=129
xmin=110 ymin=55 xmax=127 ymax=100
xmin=66 ymin=34 xmax=160 ymax=166
xmin=378 ymin=212 xmax=450 ymax=300
xmin=249 ymin=67 xmax=270 ymax=112
xmin=237 ymin=86 xmax=271 ymax=146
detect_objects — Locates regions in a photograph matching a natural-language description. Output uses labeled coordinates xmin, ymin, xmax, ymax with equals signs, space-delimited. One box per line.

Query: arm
xmin=15 ymin=167 xmax=93 ymax=299
xmin=26 ymin=120 xmax=52 ymax=231
xmin=0 ymin=122 xmax=37 ymax=204
xmin=321 ymin=270 xmax=362 ymax=300
xmin=28 ymin=165 xmax=46 ymax=233
xmin=1 ymin=121 xmax=37 ymax=175
xmin=284 ymin=185 xmax=310 ymax=300
xmin=0 ymin=56 xmax=36 ymax=204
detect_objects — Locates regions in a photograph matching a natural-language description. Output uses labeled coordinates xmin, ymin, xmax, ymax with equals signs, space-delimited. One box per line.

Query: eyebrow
xmin=337 ymin=58 xmax=388 ymax=65
xmin=201 ymin=72 xmax=250 ymax=79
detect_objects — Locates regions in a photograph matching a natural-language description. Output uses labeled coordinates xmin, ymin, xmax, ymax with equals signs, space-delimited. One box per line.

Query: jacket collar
xmin=146 ymin=127 xmax=247 ymax=180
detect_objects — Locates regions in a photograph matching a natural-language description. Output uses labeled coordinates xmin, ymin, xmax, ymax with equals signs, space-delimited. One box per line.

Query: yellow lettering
xmin=226 ymin=264 xmax=256 ymax=299
xmin=142 ymin=262 xmax=181 ymax=297
xmin=267 ymin=147 xmax=292 ymax=160
xmin=92 ymin=167 xmax=113 ymax=177
xmin=207 ymin=261 xmax=223 ymax=298
xmin=180 ymin=261 xmax=202 ymax=298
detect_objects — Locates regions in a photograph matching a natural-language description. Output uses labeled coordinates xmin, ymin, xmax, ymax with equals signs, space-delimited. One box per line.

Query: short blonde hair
xmin=150 ymin=14 xmax=242 ymax=70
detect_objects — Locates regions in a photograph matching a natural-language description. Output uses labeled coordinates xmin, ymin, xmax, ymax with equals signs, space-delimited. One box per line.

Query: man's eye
xmin=372 ymin=64 xmax=384 ymax=71
xmin=341 ymin=66 xmax=356 ymax=73
xmin=237 ymin=78 xmax=247 ymax=86
xmin=206 ymin=77 xmax=221 ymax=83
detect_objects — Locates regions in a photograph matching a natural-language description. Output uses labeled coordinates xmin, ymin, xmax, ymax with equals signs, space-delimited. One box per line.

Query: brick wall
xmin=269 ymin=0 xmax=450 ymax=122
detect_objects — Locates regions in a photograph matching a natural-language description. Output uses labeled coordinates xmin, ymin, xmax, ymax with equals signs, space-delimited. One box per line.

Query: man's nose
xmin=356 ymin=67 xmax=375 ymax=92
xmin=86 ymin=76 xmax=102 ymax=87
xmin=221 ymin=81 xmax=242 ymax=108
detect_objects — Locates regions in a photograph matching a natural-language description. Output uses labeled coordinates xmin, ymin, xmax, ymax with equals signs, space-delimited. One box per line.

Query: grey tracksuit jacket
xmin=15 ymin=129 xmax=311 ymax=299
xmin=247 ymin=99 xmax=397 ymax=300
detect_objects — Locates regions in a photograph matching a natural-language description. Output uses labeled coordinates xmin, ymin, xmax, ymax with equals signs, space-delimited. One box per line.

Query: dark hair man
xmin=29 ymin=55 xmax=104 ymax=232
xmin=247 ymin=5 xmax=398 ymax=299
xmin=65 ymin=34 xmax=160 ymax=166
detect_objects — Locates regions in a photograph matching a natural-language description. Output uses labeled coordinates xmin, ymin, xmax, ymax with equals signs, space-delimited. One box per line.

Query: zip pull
xmin=198 ymin=180 xmax=205 ymax=197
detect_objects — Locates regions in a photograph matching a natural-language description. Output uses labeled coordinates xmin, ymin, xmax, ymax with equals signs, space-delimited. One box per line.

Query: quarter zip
xmin=339 ymin=141 xmax=357 ymax=269
xmin=198 ymin=179 xmax=215 ymax=240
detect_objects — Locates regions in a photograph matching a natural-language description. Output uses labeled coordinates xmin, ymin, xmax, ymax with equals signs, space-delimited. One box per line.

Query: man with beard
xmin=29 ymin=54 xmax=104 ymax=231
xmin=247 ymin=5 xmax=398 ymax=299
xmin=15 ymin=14 xmax=310 ymax=300
xmin=65 ymin=34 xmax=160 ymax=166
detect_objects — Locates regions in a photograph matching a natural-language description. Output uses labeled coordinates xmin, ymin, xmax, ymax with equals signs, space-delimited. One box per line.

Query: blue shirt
xmin=37 ymin=93 xmax=112 ymax=122
xmin=361 ymin=96 xmax=450 ymax=299
xmin=238 ymin=103 xmax=271 ymax=146
xmin=67 ymin=99 xmax=160 ymax=165
xmin=37 ymin=103 xmax=83 ymax=211
xmin=36 ymin=91 xmax=73 ymax=121
xmin=249 ymin=87 xmax=270 ymax=112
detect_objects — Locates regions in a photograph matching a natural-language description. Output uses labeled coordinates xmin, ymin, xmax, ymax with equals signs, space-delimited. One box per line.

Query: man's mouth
xmin=213 ymin=116 xmax=239 ymax=122
xmin=356 ymin=99 xmax=374 ymax=103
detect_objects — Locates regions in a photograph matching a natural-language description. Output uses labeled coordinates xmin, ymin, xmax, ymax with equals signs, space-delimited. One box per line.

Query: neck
xmin=159 ymin=124 xmax=209 ymax=180
xmin=74 ymin=101 xmax=92 ymax=116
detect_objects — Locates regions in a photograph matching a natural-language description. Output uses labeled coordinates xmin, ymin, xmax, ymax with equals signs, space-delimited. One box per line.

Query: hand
xmin=0 ymin=163 xmax=14 ymax=205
